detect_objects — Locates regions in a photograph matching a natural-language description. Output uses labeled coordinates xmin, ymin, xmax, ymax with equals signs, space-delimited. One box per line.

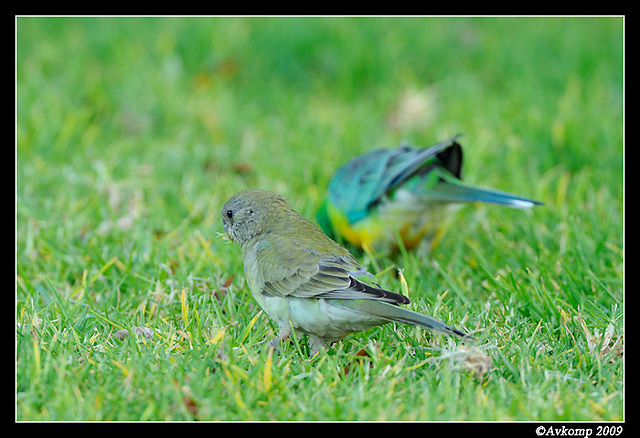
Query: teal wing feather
xmin=327 ymin=135 xmax=463 ymax=224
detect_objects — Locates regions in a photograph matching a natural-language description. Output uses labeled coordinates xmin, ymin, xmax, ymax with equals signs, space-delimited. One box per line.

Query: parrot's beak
xmin=217 ymin=228 xmax=233 ymax=243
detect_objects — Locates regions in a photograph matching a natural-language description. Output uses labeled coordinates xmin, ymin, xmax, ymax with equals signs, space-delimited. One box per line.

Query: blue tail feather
xmin=421 ymin=179 xmax=543 ymax=209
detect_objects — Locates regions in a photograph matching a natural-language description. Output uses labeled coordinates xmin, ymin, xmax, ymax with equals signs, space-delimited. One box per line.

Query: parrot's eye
xmin=226 ymin=210 xmax=233 ymax=219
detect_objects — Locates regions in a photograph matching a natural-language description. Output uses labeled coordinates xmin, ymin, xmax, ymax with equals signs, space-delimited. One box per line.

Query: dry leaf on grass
xmin=342 ymin=346 xmax=378 ymax=375
xmin=576 ymin=311 xmax=623 ymax=362
xmin=440 ymin=345 xmax=493 ymax=378
xmin=386 ymin=86 xmax=439 ymax=132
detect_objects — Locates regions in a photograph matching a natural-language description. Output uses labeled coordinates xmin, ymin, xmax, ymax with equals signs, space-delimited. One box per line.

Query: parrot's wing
xmin=372 ymin=135 xmax=463 ymax=196
xmin=317 ymin=269 xmax=410 ymax=305
xmin=328 ymin=135 xmax=462 ymax=224
xmin=256 ymin=234 xmax=408 ymax=305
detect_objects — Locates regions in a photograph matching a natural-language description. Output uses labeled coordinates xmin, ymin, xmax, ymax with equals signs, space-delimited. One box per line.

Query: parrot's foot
xmin=268 ymin=338 xmax=280 ymax=349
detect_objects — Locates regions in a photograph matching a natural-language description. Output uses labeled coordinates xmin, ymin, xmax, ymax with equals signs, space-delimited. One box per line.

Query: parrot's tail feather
xmin=425 ymin=180 xmax=543 ymax=209
xmin=340 ymin=299 xmax=473 ymax=340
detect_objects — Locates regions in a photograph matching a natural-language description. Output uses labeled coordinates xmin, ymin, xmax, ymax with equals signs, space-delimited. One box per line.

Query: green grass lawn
xmin=16 ymin=16 xmax=623 ymax=421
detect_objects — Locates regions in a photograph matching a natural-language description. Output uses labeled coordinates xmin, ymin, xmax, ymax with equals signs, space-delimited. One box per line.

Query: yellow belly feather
xmin=327 ymin=190 xmax=459 ymax=252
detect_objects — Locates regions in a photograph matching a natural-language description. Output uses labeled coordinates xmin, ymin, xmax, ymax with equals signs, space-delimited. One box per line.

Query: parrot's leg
xmin=307 ymin=335 xmax=330 ymax=357
xmin=269 ymin=322 xmax=292 ymax=349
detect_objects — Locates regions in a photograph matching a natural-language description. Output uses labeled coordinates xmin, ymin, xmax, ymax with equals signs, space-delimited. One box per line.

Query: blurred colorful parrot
xmin=316 ymin=135 xmax=542 ymax=254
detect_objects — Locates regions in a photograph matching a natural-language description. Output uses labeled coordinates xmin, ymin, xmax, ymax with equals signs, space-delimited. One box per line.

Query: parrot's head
xmin=221 ymin=189 xmax=290 ymax=247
